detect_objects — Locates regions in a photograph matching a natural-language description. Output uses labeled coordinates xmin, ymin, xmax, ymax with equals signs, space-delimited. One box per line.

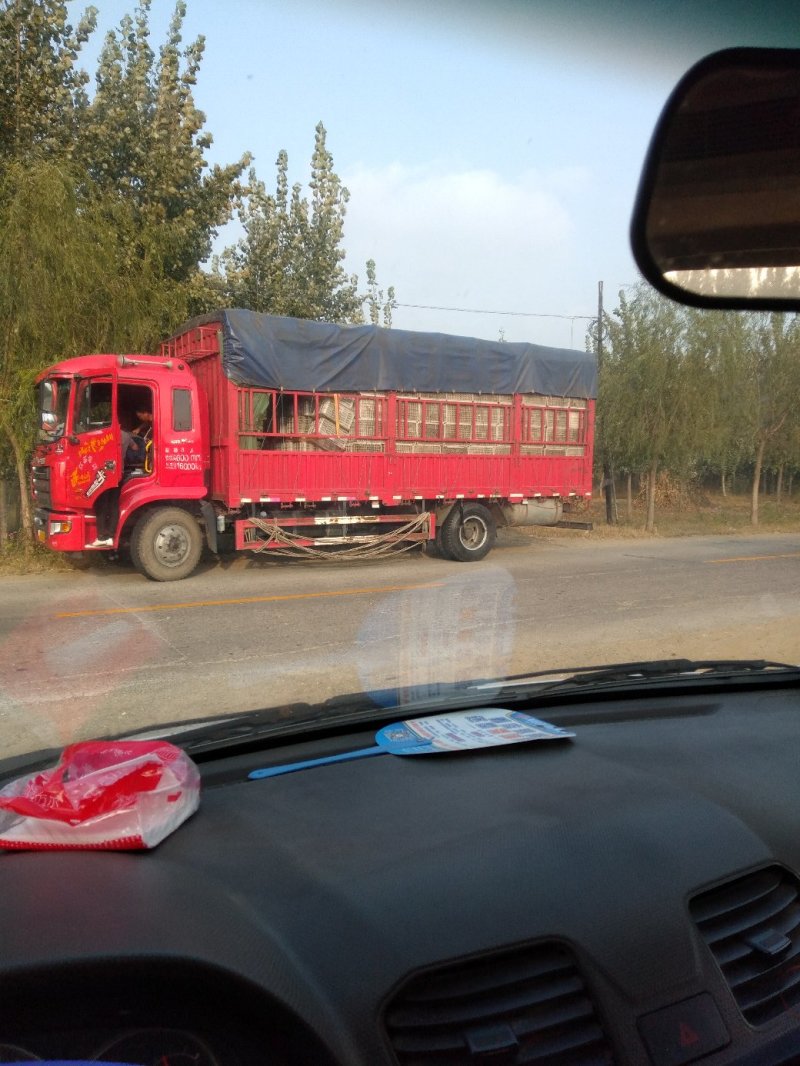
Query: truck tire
xmin=433 ymin=523 xmax=455 ymax=559
xmin=440 ymin=503 xmax=496 ymax=562
xmin=132 ymin=507 xmax=203 ymax=581
xmin=127 ymin=533 xmax=142 ymax=573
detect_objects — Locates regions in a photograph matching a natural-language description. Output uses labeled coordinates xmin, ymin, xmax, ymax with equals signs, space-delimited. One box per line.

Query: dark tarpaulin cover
xmin=179 ymin=309 xmax=597 ymax=399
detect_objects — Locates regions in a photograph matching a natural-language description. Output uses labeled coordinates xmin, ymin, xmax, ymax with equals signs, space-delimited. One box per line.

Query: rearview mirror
xmin=631 ymin=48 xmax=800 ymax=309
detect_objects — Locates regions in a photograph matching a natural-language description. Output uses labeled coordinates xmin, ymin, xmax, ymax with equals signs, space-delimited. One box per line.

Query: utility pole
xmin=597 ymin=280 xmax=617 ymax=524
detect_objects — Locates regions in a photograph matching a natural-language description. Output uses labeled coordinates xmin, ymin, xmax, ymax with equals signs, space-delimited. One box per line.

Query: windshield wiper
xmin=475 ymin=658 xmax=800 ymax=698
xmin=3 ymin=659 xmax=796 ymax=779
xmin=7 ymin=658 xmax=785 ymax=770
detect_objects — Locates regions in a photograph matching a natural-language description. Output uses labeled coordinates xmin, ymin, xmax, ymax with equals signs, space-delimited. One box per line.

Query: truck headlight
xmin=49 ymin=520 xmax=72 ymax=535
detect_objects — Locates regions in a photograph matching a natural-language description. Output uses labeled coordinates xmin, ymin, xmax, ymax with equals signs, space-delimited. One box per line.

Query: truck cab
xmin=32 ymin=354 xmax=209 ymax=569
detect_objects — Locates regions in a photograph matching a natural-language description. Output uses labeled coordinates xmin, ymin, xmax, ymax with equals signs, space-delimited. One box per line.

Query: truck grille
xmin=31 ymin=464 xmax=52 ymax=509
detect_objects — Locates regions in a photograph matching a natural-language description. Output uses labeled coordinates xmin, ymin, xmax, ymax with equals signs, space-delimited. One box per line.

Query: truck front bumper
xmin=34 ymin=509 xmax=89 ymax=552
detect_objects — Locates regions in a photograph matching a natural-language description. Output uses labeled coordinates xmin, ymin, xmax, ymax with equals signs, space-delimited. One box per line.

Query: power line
xmin=396 ymin=301 xmax=596 ymax=321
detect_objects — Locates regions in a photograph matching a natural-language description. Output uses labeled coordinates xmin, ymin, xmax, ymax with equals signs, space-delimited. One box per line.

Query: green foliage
xmin=78 ymin=0 xmax=248 ymax=286
xmin=593 ymin=282 xmax=800 ymax=527
xmin=365 ymin=258 xmax=396 ymax=328
xmin=0 ymin=161 xmax=183 ymax=428
xmin=0 ymin=0 xmax=253 ymax=538
xmin=0 ymin=0 xmax=96 ymax=170
xmin=215 ymin=123 xmax=391 ymax=325
xmin=746 ymin=313 xmax=800 ymax=444
xmin=599 ymin=283 xmax=702 ymax=478
xmin=683 ymin=308 xmax=752 ymax=480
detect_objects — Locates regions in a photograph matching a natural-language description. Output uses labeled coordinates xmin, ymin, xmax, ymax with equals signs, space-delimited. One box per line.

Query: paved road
xmin=1 ymin=529 xmax=799 ymax=758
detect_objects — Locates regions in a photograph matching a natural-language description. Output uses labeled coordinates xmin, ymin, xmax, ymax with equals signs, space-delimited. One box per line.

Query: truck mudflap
xmin=199 ymin=500 xmax=218 ymax=554
xmin=235 ymin=512 xmax=432 ymax=558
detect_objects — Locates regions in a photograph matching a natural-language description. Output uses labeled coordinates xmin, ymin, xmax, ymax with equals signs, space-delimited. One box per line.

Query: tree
xmin=0 ymin=1 xmax=253 ymax=545
xmin=0 ymin=0 xmax=96 ymax=172
xmin=215 ymin=154 xmax=305 ymax=316
xmin=684 ymin=308 xmax=752 ymax=497
xmin=216 ymin=123 xmax=385 ymax=324
xmin=364 ymin=259 xmax=396 ymax=328
xmin=740 ymin=313 xmax=800 ymax=525
xmin=600 ymin=283 xmax=705 ymax=532
xmin=0 ymin=161 xmax=184 ymax=544
xmin=79 ymin=0 xmax=248 ymax=291
xmin=303 ymin=121 xmax=362 ymax=321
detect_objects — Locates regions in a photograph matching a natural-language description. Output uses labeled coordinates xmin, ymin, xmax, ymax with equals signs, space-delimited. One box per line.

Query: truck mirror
xmin=631 ymin=47 xmax=800 ymax=310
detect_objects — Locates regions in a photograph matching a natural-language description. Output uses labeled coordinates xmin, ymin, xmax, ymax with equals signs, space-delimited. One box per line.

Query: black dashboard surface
xmin=2 ymin=684 xmax=800 ymax=1065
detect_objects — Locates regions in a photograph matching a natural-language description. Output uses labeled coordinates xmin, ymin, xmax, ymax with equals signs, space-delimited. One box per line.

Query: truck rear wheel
xmin=440 ymin=503 xmax=496 ymax=562
xmin=132 ymin=507 xmax=203 ymax=581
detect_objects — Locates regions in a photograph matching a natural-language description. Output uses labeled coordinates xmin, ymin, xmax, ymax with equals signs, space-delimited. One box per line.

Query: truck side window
xmin=173 ymin=388 xmax=192 ymax=431
xmin=74 ymin=380 xmax=113 ymax=434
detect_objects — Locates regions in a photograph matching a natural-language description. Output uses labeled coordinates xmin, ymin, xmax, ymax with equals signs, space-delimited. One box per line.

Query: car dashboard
xmin=2 ymin=680 xmax=800 ymax=1065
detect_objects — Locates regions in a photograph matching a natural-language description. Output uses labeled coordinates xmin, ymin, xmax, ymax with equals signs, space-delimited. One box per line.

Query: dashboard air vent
xmin=384 ymin=941 xmax=614 ymax=1065
xmin=690 ymin=866 xmax=800 ymax=1026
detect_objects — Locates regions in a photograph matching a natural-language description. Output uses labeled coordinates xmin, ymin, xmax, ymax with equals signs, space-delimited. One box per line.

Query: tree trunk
xmin=626 ymin=472 xmax=633 ymax=520
xmin=789 ymin=471 xmax=794 ymax=498
xmin=776 ymin=463 xmax=784 ymax=504
xmin=645 ymin=460 xmax=658 ymax=533
xmin=751 ymin=438 xmax=766 ymax=526
xmin=0 ymin=479 xmax=7 ymax=551
xmin=721 ymin=470 xmax=727 ymax=497
xmin=603 ymin=462 xmax=617 ymax=525
xmin=2 ymin=422 xmax=34 ymax=546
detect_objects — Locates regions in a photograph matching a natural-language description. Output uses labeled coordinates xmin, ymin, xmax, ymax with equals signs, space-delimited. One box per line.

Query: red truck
xmin=31 ymin=310 xmax=596 ymax=580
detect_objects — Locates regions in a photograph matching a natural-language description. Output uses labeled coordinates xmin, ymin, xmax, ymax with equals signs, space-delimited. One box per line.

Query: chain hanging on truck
xmin=247 ymin=513 xmax=431 ymax=561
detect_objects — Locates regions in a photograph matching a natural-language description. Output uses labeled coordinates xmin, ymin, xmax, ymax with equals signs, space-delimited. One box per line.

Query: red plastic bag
xmin=0 ymin=740 xmax=200 ymax=850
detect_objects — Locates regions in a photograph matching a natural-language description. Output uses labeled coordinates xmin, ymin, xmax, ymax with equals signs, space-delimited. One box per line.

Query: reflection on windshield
xmin=355 ymin=566 xmax=515 ymax=707
xmin=3 ymin=0 xmax=800 ymax=770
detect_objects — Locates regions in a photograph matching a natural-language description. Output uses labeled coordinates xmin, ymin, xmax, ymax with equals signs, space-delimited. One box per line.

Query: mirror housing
xmin=631 ymin=47 xmax=800 ymax=309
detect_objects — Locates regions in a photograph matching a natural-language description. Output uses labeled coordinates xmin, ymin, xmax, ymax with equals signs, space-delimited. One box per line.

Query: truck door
xmin=65 ymin=376 xmax=122 ymax=510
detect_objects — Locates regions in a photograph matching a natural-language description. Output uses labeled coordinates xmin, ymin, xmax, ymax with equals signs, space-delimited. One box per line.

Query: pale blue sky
xmin=68 ymin=0 xmax=800 ymax=348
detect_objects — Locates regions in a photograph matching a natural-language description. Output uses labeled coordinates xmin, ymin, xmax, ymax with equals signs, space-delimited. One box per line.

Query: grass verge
xmin=0 ymin=537 xmax=72 ymax=575
xmin=522 ymin=491 xmax=800 ymax=541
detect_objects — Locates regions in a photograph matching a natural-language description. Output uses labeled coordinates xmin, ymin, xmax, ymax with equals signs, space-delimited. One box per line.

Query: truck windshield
xmin=37 ymin=378 xmax=71 ymax=442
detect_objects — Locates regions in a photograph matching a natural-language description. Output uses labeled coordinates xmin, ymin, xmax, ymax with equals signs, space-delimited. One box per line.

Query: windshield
xmin=36 ymin=378 xmax=71 ymax=443
xmin=2 ymin=1 xmax=800 ymax=766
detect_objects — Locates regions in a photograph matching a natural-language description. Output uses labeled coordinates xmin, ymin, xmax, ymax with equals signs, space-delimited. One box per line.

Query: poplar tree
xmin=0 ymin=0 xmax=96 ymax=171
xmin=217 ymin=123 xmax=388 ymax=324
xmin=601 ymin=284 xmax=705 ymax=531
xmin=80 ymin=0 xmax=248 ymax=291
xmin=365 ymin=259 xmax=396 ymax=328
xmin=742 ymin=313 xmax=800 ymax=524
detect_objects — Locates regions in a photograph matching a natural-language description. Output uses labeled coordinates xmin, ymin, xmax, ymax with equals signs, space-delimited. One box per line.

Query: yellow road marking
xmin=707 ymin=552 xmax=800 ymax=564
xmin=55 ymin=581 xmax=445 ymax=619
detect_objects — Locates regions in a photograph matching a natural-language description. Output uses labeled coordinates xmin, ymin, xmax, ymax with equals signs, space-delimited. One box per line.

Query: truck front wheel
xmin=440 ymin=503 xmax=496 ymax=562
xmin=132 ymin=507 xmax=203 ymax=581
